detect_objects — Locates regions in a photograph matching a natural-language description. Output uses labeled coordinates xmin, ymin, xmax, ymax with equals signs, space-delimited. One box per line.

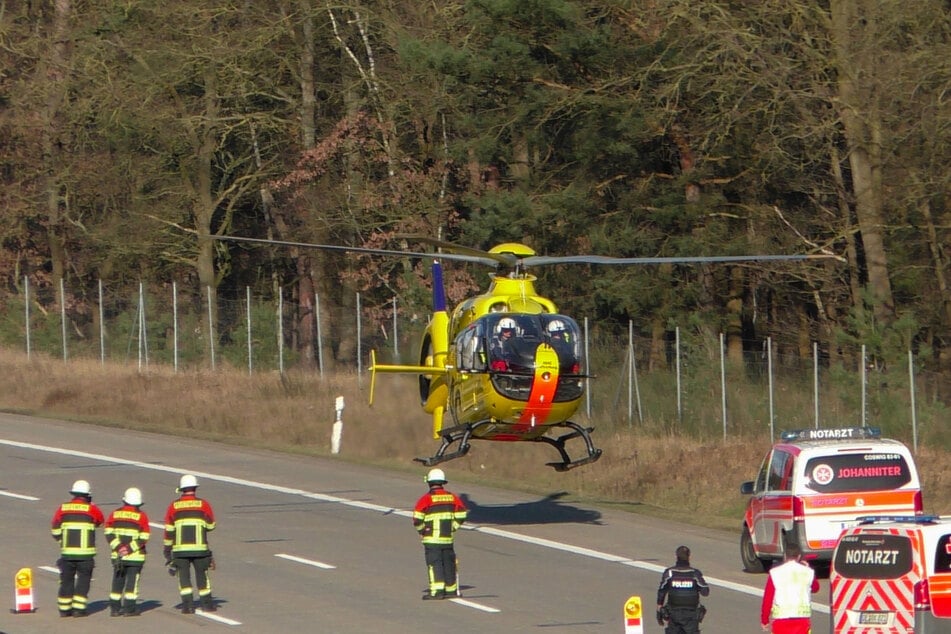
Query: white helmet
xmin=497 ymin=317 xmax=516 ymax=334
xmin=547 ymin=319 xmax=567 ymax=333
xmin=70 ymin=479 xmax=91 ymax=496
xmin=426 ymin=468 xmax=447 ymax=485
xmin=123 ymin=487 xmax=143 ymax=506
xmin=178 ymin=474 xmax=199 ymax=491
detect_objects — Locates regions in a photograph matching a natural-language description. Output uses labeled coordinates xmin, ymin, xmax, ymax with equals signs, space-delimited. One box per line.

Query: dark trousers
xmin=58 ymin=557 xmax=95 ymax=614
xmin=174 ymin=555 xmax=213 ymax=604
xmin=665 ymin=606 xmax=701 ymax=634
xmin=110 ymin=562 xmax=143 ymax=611
xmin=423 ymin=544 xmax=458 ymax=596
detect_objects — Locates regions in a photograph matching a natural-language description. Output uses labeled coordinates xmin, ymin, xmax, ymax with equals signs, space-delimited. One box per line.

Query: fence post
xmin=246 ymin=286 xmax=253 ymax=375
xmin=720 ymin=332 xmax=727 ymax=440
xmin=909 ymin=349 xmax=918 ymax=453
xmin=60 ymin=278 xmax=68 ymax=362
xmin=207 ymin=286 xmax=215 ymax=371
xmin=315 ymin=292 xmax=323 ymax=379
xmin=172 ymin=281 xmax=179 ymax=373
xmin=98 ymin=279 xmax=105 ymax=365
xmin=24 ymin=276 xmax=31 ymax=360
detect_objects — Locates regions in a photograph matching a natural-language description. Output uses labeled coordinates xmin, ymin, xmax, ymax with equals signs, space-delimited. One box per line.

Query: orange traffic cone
xmin=14 ymin=567 xmax=35 ymax=613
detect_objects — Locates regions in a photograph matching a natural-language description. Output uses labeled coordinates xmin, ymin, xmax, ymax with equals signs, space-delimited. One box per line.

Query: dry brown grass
xmin=1 ymin=348 xmax=948 ymax=532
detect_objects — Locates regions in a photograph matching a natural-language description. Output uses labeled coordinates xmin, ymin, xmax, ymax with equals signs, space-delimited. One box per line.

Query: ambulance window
xmin=754 ymin=454 xmax=769 ymax=493
xmin=802 ymin=453 xmax=912 ymax=493
xmin=935 ymin=534 xmax=951 ymax=574
xmin=768 ymin=451 xmax=792 ymax=491
xmin=833 ymin=534 xmax=913 ymax=579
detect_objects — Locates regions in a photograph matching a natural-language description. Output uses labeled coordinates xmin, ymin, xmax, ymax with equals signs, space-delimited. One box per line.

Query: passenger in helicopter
xmin=490 ymin=317 xmax=518 ymax=371
xmin=547 ymin=319 xmax=578 ymax=373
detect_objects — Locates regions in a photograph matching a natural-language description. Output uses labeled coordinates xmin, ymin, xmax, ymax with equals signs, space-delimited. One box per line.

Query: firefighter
xmin=164 ymin=474 xmax=217 ymax=614
xmin=51 ymin=479 xmax=105 ymax=617
xmin=413 ymin=468 xmax=467 ymax=600
xmin=760 ymin=543 xmax=819 ymax=633
xmin=657 ymin=545 xmax=710 ymax=633
xmin=105 ymin=487 xmax=150 ymax=617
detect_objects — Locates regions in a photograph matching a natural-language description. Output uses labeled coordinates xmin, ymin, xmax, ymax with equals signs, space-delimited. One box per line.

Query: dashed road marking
xmin=275 ymin=553 xmax=336 ymax=569
xmin=0 ymin=490 xmax=40 ymax=501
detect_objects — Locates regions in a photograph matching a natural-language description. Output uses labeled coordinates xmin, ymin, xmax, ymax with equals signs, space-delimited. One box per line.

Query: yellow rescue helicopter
xmin=214 ymin=235 xmax=832 ymax=471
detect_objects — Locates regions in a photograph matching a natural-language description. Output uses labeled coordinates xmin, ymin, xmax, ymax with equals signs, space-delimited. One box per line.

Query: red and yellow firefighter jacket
xmin=164 ymin=493 xmax=216 ymax=556
xmin=413 ymin=485 xmax=467 ymax=545
xmin=105 ymin=504 xmax=150 ymax=564
xmin=51 ymin=496 xmax=105 ymax=558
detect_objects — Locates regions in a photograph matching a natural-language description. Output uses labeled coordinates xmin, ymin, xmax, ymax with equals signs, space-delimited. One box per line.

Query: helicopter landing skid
xmin=414 ymin=420 xmax=602 ymax=472
xmin=413 ymin=421 xmax=490 ymax=467
xmin=535 ymin=422 xmax=603 ymax=472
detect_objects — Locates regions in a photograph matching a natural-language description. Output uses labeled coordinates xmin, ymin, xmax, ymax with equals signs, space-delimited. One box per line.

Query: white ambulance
xmin=740 ymin=427 xmax=922 ymax=573
xmin=830 ymin=515 xmax=951 ymax=633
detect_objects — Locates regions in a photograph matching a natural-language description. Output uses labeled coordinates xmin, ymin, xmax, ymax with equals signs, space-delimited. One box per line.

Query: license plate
xmin=858 ymin=611 xmax=890 ymax=625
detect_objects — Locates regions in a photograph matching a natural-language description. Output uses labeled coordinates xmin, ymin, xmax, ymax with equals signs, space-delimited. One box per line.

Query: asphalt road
xmin=0 ymin=412 xmax=831 ymax=633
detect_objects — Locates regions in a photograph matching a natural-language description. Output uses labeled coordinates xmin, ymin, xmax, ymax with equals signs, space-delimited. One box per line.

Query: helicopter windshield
xmin=485 ymin=314 xmax=583 ymax=375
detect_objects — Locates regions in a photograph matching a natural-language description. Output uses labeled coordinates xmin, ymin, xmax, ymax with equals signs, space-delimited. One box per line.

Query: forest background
xmin=1 ymin=2 xmax=951 ymax=529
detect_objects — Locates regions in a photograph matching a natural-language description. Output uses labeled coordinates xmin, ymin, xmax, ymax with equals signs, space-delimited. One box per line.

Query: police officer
xmin=51 ymin=479 xmax=104 ymax=617
xmin=760 ymin=542 xmax=819 ymax=633
xmin=657 ymin=545 xmax=710 ymax=633
xmin=413 ymin=468 xmax=467 ymax=600
xmin=105 ymin=487 xmax=150 ymax=616
xmin=164 ymin=474 xmax=217 ymax=614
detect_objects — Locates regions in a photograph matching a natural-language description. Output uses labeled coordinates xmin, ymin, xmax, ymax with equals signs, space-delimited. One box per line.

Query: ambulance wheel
xmin=741 ymin=527 xmax=766 ymax=573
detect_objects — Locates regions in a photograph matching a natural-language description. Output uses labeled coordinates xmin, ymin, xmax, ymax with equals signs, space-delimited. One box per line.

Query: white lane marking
xmin=448 ymin=597 xmax=500 ymax=613
xmin=39 ymin=565 xmax=60 ymax=574
xmin=0 ymin=438 xmax=826 ymax=612
xmin=0 ymin=490 xmax=40 ymax=501
xmin=149 ymin=521 xmax=165 ymax=530
xmin=196 ymin=609 xmax=242 ymax=625
xmin=275 ymin=553 xmax=336 ymax=569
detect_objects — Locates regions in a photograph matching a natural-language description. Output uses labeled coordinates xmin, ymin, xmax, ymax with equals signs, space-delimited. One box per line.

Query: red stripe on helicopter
xmin=517 ymin=345 xmax=560 ymax=427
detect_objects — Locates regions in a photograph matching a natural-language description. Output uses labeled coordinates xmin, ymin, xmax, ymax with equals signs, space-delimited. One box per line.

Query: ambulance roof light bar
xmin=780 ymin=426 xmax=881 ymax=442
xmin=856 ymin=515 xmax=940 ymax=525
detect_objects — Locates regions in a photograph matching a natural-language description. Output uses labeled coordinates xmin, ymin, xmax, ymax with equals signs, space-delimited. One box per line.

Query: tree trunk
xmin=43 ymin=0 xmax=72 ymax=292
xmin=830 ymin=0 xmax=895 ymax=324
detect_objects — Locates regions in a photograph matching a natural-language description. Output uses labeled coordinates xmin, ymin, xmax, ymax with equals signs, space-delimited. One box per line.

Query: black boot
xmin=123 ymin=599 xmax=139 ymax=616
xmin=181 ymin=597 xmax=195 ymax=614
xmin=200 ymin=596 xmax=217 ymax=612
xmin=110 ymin=600 xmax=121 ymax=617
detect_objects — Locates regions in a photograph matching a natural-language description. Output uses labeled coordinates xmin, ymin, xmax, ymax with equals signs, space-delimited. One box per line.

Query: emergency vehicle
xmin=829 ymin=515 xmax=951 ymax=633
xmin=740 ymin=427 xmax=922 ymax=573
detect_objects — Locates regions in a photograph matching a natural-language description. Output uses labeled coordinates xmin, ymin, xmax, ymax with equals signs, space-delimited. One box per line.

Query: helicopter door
xmin=451 ymin=323 xmax=490 ymax=423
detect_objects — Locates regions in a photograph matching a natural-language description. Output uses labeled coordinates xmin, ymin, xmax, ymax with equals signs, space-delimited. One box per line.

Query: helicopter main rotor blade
xmin=394 ymin=234 xmax=519 ymax=267
xmin=208 ymin=235 xmax=501 ymax=267
xmin=522 ymin=253 xmax=842 ymax=266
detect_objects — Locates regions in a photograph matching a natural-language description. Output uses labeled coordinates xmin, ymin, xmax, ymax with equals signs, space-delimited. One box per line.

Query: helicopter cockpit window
xmin=541 ymin=315 xmax=583 ymax=374
xmin=456 ymin=324 xmax=486 ymax=371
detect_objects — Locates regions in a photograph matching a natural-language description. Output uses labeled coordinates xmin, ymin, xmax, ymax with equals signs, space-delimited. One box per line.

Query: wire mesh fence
xmin=1 ymin=277 xmax=946 ymax=451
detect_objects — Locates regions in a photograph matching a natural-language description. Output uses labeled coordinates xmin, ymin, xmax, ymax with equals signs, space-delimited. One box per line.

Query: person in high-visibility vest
xmin=164 ymin=474 xmax=217 ymax=614
xmin=105 ymin=487 xmax=150 ymax=616
xmin=760 ymin=543 xmax=820 ymax=633
xmin=413 ymin=468 xmax=467 ymax=599
xmin=51 ymin=479 xmax=104 ymax=617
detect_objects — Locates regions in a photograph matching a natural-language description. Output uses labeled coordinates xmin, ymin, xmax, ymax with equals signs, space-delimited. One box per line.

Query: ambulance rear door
xmin=830 ymin=529 xmax=919 ymax=633
xmin=795 ymin=449 xmax=919 ymax=554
